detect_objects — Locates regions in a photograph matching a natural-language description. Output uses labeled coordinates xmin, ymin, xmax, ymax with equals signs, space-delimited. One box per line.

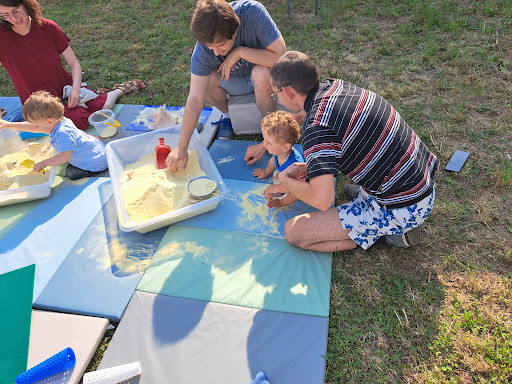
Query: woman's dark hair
xmin=270 ymin=51 xmax=320 ymax=96
xmin=191 ymin=0 xmax=240 ymax=45
xmin=0 ymin=0 xmax=42 ymax=30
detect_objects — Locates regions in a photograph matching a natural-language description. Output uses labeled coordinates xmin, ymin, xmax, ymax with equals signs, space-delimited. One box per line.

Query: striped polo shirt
xmin=302 ymin=79 xmax=438 ymax=209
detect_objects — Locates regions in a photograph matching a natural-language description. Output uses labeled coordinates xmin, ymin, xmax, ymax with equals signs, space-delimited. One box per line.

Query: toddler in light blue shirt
xmin=5 ymin=91 xmax=107 ymax=180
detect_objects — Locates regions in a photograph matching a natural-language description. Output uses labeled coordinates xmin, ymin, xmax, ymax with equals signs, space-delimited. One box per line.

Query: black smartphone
xmin=445 ymin=151 xmax=470 ymax=172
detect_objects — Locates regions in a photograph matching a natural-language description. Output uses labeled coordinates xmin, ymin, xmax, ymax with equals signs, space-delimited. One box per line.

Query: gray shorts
xmin=219 ymin=73 xmax=254 ymax=96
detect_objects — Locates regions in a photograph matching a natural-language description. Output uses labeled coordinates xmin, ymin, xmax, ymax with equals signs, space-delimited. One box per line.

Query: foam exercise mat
xmin=0 ymin=199 xmax=40 ymax=241
xmin=0 ymin=96 xmax=23 ymax=122
xmin=0 ymin=176 xmax=65 ymax=241
xmin=25 ymin=310 xmax=109 ymax=384
xmin=178 ymin=178 xmax=318 ymax=238
xmin=137 ymin=226 xmax=331 ymax=317
xmin=0 ymin=177 xmax=111 ymax=300
xmin=0 ymin=264 xmax=35 ymax=384
xmin=99 ymin=291 xmax=328 ymax=384
xmin=35 ymin=184 xmax=166 ymax=321
xmin=209 ymin=140 xmax=303 ymax=184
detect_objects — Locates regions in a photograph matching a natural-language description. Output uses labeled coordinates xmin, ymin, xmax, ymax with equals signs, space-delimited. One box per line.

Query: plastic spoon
xmin=20 ymin=158 xmax=45 ymax=173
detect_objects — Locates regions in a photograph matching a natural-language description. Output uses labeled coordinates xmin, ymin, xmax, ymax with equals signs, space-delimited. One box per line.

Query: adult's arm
xmin=165 ymin=73 xmax=209 ymax=171
xmin=221 ymin=36 xmax=286 ymax=80
xmin=277 ymin=163 xmax=335 ymax=211
xmin=61 ymin=46 xmax=83 ymax=109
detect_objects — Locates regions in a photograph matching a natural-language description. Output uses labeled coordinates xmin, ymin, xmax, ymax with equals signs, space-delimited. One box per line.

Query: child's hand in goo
xmin=33 ymin=161 xmax=45 ymax=173
xmin=252 ymin=168 xmax=266 ymax=179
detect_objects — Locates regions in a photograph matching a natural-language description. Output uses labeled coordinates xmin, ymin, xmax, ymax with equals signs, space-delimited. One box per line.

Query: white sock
xmin=222 ymin=112 xmax=230 ymax=119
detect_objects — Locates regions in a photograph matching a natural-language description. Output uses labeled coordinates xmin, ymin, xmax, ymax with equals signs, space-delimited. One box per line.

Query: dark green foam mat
xmin=0 ymin=264 xmax=35 ymax=384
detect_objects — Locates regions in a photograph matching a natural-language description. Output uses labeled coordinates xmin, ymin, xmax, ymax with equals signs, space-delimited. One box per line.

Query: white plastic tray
xmin=0 ymin=166 xmax=56 ymax=207
xmin=106 ymin=125 xmax=226 ymax=233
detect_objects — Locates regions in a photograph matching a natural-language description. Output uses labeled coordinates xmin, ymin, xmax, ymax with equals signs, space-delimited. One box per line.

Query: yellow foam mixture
xmin=237 ymin=184 xmax=281 ymax=235
xmin=188 ymin=177 xmax=216 ymax=197
xmin=123 ymin=150 xmax=206 ymax=222
xmin=0 ymin=138 xmax=54 ymax=191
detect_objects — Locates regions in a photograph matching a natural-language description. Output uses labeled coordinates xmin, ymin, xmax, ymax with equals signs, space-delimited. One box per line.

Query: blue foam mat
xmin=209 ymin=140 xmax=304 ymax=184
xmin=99 ymin=291 xmax=328 ymax=384
xmin=178 ymin=178 xmax=318 ymax=238
xmin=0 ymin=177 xmax=111 ymax=301
xmin=0 ymin=96 xmax=46 ymax=139
xmin=35 ymin=182 xmax=166 ymax=321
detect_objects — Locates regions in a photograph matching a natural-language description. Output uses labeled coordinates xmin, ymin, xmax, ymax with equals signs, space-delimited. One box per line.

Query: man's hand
xmin=245 ymin=142 xmax=266 ymax=165
xmin=252 ymin=168 xmax=267 ymax=179
xmin=217 ymin=47 xmax=241 ymax=81
xmin=264 ymin=184 xmax=286 ymax=198
xmin=279 ymin=162 xmax=307 ymax=182
xmin=0 ymin=108 xmax=6 ymax=118
xmin=67 ymin=87 xmax=81 ymax=109
xmin=166 ymin=146 xmax=188 ymax=172
xmin=0 ymin=119 xmax=7 ymax=129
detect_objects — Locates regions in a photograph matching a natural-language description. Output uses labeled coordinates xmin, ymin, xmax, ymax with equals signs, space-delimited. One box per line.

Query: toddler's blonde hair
xmin=261 ymin=111 xmax=301 ymax=145
xmin=22 ymin=90 xmax=64 ymax=122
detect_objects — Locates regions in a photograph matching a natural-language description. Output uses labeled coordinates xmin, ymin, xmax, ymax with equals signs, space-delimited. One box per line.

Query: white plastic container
xmin=83 ymin=362 xmax=141 ymax=384
xmin=0 ymin=165 xmax=56 ymax=207
xmin=88 ymin=109 xmax=118 ymax=138
xmin=106 ymin=125 xmax=227 ymax=233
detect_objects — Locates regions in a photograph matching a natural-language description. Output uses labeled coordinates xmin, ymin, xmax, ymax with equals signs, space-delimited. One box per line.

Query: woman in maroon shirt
xmin=0 ymin=0 xmax=145 ymax=129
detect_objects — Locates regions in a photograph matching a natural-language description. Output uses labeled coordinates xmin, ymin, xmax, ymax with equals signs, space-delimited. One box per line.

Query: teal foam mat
xmin=136 ymin=226 xmax=332 ymax=317
xmin=0 ymin=177 xmax=111 ymax=300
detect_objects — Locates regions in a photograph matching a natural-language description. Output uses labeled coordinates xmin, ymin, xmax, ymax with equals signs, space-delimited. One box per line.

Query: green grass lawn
xmin=1 ymin=0 xmax=511 ymax=382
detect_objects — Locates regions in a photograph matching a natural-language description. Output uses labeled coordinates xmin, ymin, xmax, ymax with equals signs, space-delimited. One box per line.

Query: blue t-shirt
xmin=191 ymin=0 xmax=281 ymax=77
xmin=50 ymin=117 xmax=107 ymax=172
xmin=274 ymin=147 xmax=305 ymax=172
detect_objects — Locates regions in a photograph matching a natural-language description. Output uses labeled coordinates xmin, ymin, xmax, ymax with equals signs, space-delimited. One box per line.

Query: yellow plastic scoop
xmin=20 ymin=159 xmax=45 ymax=173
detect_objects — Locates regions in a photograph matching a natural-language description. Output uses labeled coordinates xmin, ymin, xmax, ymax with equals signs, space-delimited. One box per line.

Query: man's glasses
xmin=0 ymin=5 xmax=24 ymax=21
xmin=270 ymin=87 xmax=283 ymax=102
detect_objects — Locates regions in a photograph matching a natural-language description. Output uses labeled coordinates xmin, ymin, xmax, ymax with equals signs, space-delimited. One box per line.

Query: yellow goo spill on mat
xmin=237 ymin=184 xmax=281 ymax=235
xmin=123 ymin=150 xmax=206 ymax=222
xmin=0 ymin=138 xmax=54 ymax=191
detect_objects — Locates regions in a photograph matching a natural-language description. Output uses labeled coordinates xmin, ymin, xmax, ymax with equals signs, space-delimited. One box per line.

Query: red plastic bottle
xmin=155 ymin=137 xmax=171 ymax=169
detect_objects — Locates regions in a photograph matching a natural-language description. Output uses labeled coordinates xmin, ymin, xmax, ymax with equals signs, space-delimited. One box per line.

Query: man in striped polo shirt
xmin=265 ymin=51 xmax=439 ymax=252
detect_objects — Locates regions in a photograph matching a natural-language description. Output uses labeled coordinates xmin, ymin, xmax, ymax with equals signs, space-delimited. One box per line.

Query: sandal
xmin=112 ymin=79 xmax=146 ymax=95
xmin=95 ymin=88 xmax=110 ymax=95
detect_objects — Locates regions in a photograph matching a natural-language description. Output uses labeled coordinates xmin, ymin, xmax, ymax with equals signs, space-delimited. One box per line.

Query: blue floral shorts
xmin=337 ymin=186 xmax=436 ymax=250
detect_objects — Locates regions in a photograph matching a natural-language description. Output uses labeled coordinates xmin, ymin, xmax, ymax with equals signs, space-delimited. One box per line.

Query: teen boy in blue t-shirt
xmin=166 ymin=0 xmax=287 ymax=172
